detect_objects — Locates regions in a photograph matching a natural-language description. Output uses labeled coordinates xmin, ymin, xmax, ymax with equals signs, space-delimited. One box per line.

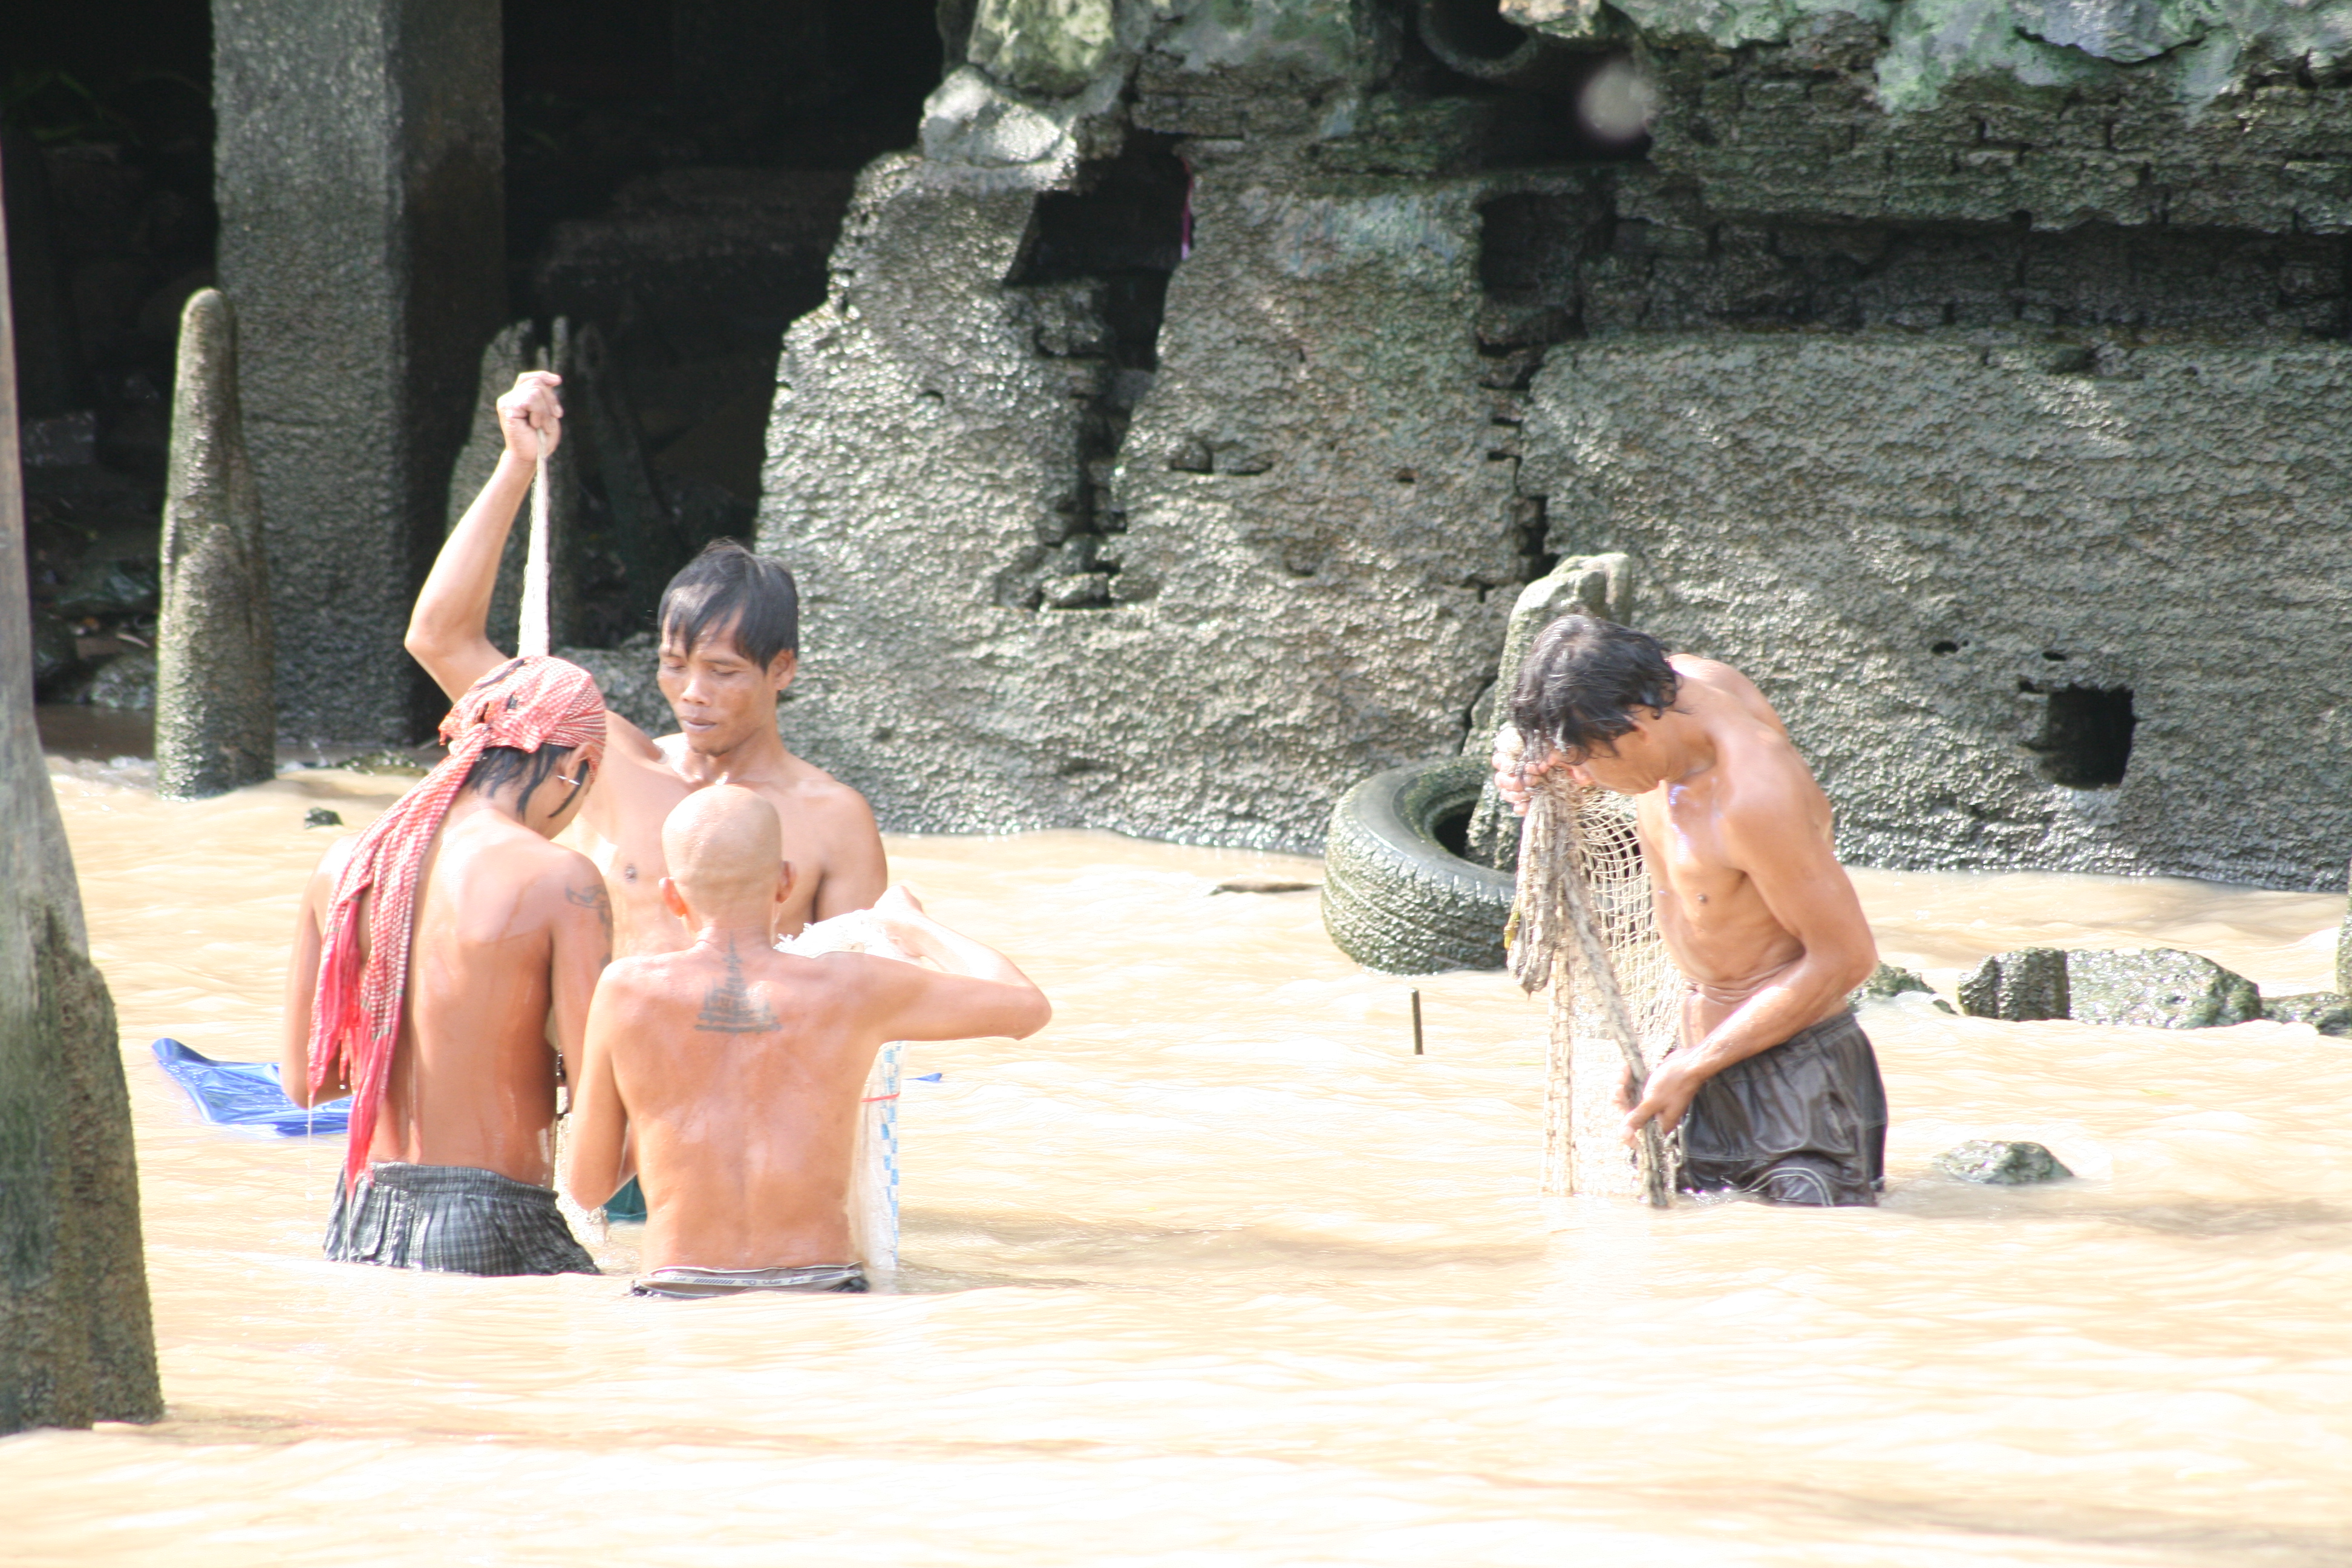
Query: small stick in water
xmin=1411 ymin=988 xmax=1424 ymax=1056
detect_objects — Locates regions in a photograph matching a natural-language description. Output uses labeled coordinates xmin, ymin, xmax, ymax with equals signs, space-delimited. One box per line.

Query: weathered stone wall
xmin=214 ymin=0 xmax=505 ymax=743
xmin=1520 ymin=334 xmax=2352 ymax=888
xmin=766 ymin=119 xmax=1543 ymax=845
xmin=756 ymin=0 xmax=2352 ymax=875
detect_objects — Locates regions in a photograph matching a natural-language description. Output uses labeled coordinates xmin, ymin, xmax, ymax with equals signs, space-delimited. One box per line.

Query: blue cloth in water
xmin=151 ymin=1037 xmax=351 ymax=1137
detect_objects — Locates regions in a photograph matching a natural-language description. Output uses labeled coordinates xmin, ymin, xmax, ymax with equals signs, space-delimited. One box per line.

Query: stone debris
xmin=2259 ymin=993 xmax=2352 ymax=1037
xmin=1933 ymin=1140 xmax=2073 ymax=1185
xmin=303 ymin=808 xmax=344 ymax=829
xmin=1852 ymin=962 xmax=1950 ymax=1011
xmin=2066 ymin=949 xmax=2263 ymax=1031
xmin=1957 ymin=948 xmax=2071 ymax=1022
xmin=83 ymin=649 xmax=157 ymax=713
xmin=556 ymin=634 xmax=671 ymax=738
xmin=1959 ymin=947 xmax=2263 ymax=1030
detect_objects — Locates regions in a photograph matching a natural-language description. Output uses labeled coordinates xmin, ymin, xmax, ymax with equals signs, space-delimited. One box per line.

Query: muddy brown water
xmin=7 ymin=763 xmax=2351 ymax=1565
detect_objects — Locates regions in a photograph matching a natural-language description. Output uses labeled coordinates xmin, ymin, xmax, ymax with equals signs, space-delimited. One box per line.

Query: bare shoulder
xmin=781 ymin=756 xmax=873 ymax=815
xmin=606 ymin=707 xmax=665 ymax=762
xmin=1711 ymin=722 xmax=1835 ymax=864
xmin=1672 ymin=655 xmax=1788 ymax=734
xmin=769 ymin=759 xmax=881 ymax=858
xmin=519 ymin=836 xmax=612 ymax=913
xmin=312 ymin=831 xmax=362 ymax=884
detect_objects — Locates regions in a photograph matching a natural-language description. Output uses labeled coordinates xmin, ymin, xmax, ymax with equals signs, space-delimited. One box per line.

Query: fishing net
xmin=1509 ymin=768 xmax=1683 ymax=1204
xmin=781 ymin=909 xmax=910 ymax=1278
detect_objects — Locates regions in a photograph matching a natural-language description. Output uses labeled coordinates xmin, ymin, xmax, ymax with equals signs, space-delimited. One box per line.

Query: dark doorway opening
xmin=6 ymin=0 xmax=214 ymax=723
xmin=505 ymin=0 xmax=941 ymax=645
xmin=2023 ymin=682 xmax=2137 ymax=788
xmin=998 ymin=133 xmax=1189 ymax=612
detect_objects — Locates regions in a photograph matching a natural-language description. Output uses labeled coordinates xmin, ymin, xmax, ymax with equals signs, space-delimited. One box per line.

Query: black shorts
xmin=1677 ymin=1010 xmax=1889 ymax=1207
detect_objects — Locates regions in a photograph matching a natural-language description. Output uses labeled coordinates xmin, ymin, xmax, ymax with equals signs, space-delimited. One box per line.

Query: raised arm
xmin=404 ymin=371 xmax=563 ymax=702
xmin=860 ymin=886 xmax=1052 ymax=1042
xmin=561 ymin=968 xmax=635 ymax=1210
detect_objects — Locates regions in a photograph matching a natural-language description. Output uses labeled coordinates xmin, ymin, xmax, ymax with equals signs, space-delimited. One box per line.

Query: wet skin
xmin=278 ymin=759 xmax=613 ymax=1187
xmin=405 ymin=371 xmax=887 ymax=956
xmin=1495 ymin=655 xmax=1878 ymax=1142
xmin=563 ymin=818 xmax=1050 ymax=1271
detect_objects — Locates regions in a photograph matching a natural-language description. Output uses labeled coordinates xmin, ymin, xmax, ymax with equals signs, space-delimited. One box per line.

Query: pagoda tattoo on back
xmin=696 ymin=939 xmax=782 ymax=1034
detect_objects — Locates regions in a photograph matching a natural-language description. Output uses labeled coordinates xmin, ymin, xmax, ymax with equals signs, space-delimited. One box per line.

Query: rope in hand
xmin=517 ymin=426 xmax=552 ymax=658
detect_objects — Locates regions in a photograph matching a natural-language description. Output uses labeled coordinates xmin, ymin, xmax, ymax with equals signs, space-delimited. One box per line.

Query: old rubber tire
xmin=1322 ymin=757 xmax=1515 ymax=973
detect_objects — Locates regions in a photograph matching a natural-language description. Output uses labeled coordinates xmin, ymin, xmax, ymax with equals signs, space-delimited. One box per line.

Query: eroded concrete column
xmin=212 ymin=0 xmax=505 ymax=742
xmin=156 ymin=289 xmax=276 ymax=799
xmin=0 ymin=166 xmax=162 ymax=1437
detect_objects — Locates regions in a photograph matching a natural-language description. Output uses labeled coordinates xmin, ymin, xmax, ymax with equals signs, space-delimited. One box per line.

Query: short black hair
xmin=462 ymin=742 xmax=588 ymax=814
xmin=658 ymin=540 xmax=799 ymax=668
xmin=1506 ymin=615 xmax=1681 ymax=763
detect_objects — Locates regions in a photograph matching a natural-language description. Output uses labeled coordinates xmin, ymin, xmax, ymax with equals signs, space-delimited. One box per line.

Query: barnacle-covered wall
xmin=760 ymin=0 xmax=2352 ymax=885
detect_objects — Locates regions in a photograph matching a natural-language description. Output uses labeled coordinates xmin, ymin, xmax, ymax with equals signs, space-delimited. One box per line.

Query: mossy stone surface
xmin=2066 ymin=948 xmax=2262 ymax=1030
xmin=1932 ymin=1139 xmax=2073 ymax=1184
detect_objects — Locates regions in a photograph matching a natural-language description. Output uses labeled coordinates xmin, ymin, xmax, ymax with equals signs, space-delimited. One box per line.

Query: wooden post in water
xmin=0 ymin=163 xmax=163 ymax=1434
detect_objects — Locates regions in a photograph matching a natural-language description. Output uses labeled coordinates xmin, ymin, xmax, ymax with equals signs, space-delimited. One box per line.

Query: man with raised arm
xmin=564 ymin=787 xmax=1051 ymax=1298
xmin=283 ymin=656 xmax=613 ymax=1272
xmin=406 ymin=371 xmax=886 ymax=959
xmin=1494 ymin=616 xmax=1887 ymax=1206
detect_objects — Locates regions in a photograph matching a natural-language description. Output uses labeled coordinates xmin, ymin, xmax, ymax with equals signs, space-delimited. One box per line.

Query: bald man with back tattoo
xmin=563 ymin=787 xmax=1051 ymax=1297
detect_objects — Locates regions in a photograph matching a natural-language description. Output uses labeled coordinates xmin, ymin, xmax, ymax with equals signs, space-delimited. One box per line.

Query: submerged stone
xmin=302 ymin=807 xmax=343 ymax=829
xmin=2261 ymin=992 xmax=2352 ymax=1037
xmin=1852 ymin=962 xmax=1949 ymax=1011
xmin=1956 ymin=948 xmax=2069 ymax=1022
xmin=2066 ymin=948 xmax=2262 ymax=1030
xmin=1933 ymin=1140 xmax=2073 ymax=1185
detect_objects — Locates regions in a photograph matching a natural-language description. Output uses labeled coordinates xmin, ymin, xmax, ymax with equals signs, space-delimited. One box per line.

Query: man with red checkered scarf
xmin=278 ymin=655 xmax=615 ymax=1275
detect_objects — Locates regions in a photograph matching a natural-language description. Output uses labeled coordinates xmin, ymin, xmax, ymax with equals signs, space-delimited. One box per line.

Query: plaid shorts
xmin=325 ymin=1161 xmax=599 ymax=1276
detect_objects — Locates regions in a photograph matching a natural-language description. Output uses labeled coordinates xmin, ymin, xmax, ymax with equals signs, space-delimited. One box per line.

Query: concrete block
xmin=213 ymin=0 xmax=505 ymax=743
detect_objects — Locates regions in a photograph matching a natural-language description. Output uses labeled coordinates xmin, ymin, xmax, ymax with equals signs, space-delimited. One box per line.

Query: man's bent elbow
xmin=1830 ymin=947 xmax=1878 ymax=999
xmin=402 ymin=624 xmax=446 ymax=666
xmin=1009 ymin=991 xmax=1053 ymax=1039
xmin=560 ymin=1163 xmax=610 ymax=1212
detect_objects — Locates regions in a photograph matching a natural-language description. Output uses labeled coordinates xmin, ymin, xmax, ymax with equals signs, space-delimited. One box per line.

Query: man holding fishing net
xmin=1494 ymin=616 xmax=1887 ymax=1207
xmin=408 ymin=371 xmax=887 ymax=958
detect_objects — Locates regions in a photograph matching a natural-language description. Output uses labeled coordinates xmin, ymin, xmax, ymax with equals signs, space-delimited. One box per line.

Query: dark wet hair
xmin=658 ymin=540 xmax=799 ymax=668
xmin=1506 ymin=615 xmax=1681 ymax=762
xmin=463 ymin=743 xmax=587 ymax=815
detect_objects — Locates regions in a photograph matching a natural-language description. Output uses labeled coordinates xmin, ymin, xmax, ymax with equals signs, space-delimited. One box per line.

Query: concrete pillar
xmin=0 ymin=165 xmax=163 ymax=1437
xmin=212 ymin=0 xmax=506 ymax=743
xmin=156 ymin=289 xmax=276 ymax=799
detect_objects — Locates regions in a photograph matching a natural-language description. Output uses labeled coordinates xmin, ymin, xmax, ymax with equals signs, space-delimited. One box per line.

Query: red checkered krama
xmin=309 ymin=656 xmax=607 ymax=1184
